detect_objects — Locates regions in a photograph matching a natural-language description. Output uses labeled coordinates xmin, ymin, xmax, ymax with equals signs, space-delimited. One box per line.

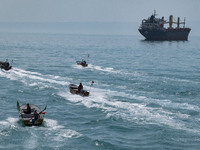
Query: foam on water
xmin=45 ymin=118 xmax=82 ymax=137
xmin=45 ymin=118 xmax=65 ymax=130
xmin=58 ymin=85 xmax=200 ymax=134
xmin=72 ymin=63 xmax=137 ymax=76
xmin=12 ymin=68 xmax=69 ymax=85
xmin=0 ymin=117 xmax=18 ymax=128
xmin=103 ymin=88 xmax=199 ymax=111
xmin=1 ymin=67 xmax=199 ymax=134
xmin=0 ymin=68 xmax=70 ymax=88
xmin=0 ymin=117 xmax=19 ymax=137
xmin=23 ymin=130 xmax=39 ymax=149
xmin=43 ymin=118 xmax=82 ymax=141
xmin=72 ymin=64 xmax=86 ymax=70
xmin=162 ymin=76 xmax=200 ymax=84
xmin=14 ymin=68 xmax=43 ymax=76
xmin=0 ymin=117 xmax=82 ymax=145
xmin=88 ymin=64 xmax=120 ymax=73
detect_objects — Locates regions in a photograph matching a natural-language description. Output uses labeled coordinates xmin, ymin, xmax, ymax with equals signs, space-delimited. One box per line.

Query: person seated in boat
xmin=4 ymin=62 xmax=9 ymax=68
xmin=34 ymin=110 xmax=39 ymax=120
xmin=83 ymin=60 xmax=86 ymax=65
xmin=5 ymin=59 xmax=9 ymax=66
xmin=78 ymin=83 xmax=83 ymax=93
xmin=81 ymin=59 xmax=86 ymax=65
xmin=26 ymin=103 xmax=31 ymax=114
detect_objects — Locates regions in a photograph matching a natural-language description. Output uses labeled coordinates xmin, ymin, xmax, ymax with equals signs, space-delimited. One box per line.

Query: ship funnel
xmin=177 ymin=17 xmax=180 ymax=29
xmin=169 ymin=15 xmax=173 ymax=29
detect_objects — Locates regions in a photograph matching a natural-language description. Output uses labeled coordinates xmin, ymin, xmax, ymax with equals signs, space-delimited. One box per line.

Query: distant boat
xmin=69 ymin=84 xmax=89 ymax=96
xmin=76 ymin=60 xmax=88 ymax=67
xmin=0 ymin=60 xmax=12 ymax=71
xmin=17 ymin=101 xmax=47 ymax=126
xmin=138 ymin=11 xmax=191 ymax=40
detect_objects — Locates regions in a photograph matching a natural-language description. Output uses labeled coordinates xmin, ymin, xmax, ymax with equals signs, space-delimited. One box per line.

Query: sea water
xmin=0 ymin=33 xmax=200 ymax=150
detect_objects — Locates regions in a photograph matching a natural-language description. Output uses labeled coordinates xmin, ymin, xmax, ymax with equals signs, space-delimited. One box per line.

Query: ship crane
xmin=165 ymin=15 xmax=186 ymax=29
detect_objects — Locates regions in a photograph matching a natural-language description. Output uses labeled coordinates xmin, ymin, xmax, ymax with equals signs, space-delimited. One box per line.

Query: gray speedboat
xmin=17 ymin=101 xmax=47 ymax=126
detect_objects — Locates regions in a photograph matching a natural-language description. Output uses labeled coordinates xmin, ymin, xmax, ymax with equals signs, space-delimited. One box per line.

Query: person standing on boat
xmin=34 ymin=110 xmax=39 ymax=120
xmin=26 ymin=103 xmax=31 ymax=114
xmin=78 ymin=83 xmax=83 ymax=93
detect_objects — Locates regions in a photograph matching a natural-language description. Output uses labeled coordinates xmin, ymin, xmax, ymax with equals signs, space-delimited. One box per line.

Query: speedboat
xmin=76 ymin=60 xmax=88 ymax=67
xmin=17 ymin=101 xmax=47 ymax=126
xmin=0 ymin=61 xmax=12 ymax=71
xmin=69 ymin=84 xmax=89 ymax=96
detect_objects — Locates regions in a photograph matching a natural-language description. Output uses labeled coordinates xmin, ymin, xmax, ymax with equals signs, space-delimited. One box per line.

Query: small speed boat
xmin=76 ymin=60 xmax=88 ymax=67
xmin=0 ymin=61 xmax=12 ymax=71
xmin=17 ymin=101 xmax=47 ymax=126
xmin=69 ymin=84 xmax=89 ymax=96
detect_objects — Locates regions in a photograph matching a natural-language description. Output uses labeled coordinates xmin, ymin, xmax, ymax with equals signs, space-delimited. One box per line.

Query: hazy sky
xmin=0 ymin=0 xmax=199 ymax=23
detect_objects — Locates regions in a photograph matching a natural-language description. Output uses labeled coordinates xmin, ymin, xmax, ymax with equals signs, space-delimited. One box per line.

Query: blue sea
xmin=0 ymin=32 xmax=200 ymax=150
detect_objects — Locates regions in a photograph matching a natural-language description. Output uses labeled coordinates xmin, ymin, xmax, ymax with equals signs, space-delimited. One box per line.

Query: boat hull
xmin=17 ymin=103 xmax=44 ymax=126
xmin=21 ymin=118 xmax=43 ymax=126
xmin=138 ymin=28 xmax=191 ymax=41
xmin=0 ymin=61 xmax=12 ymax=71
xmin=69 ymin=84 xmax=89 ymax=96
xmin=76 ymin=61 xmax=88 ymax=67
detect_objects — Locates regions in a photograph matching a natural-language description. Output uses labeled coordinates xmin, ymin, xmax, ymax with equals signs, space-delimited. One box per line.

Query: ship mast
xmin=184 ymin=17 xmax=185 ymax=28
xmin=154 ymin=10 xmax=157 ymax=16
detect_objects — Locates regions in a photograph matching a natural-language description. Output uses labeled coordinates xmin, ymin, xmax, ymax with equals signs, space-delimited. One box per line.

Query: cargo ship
xmin=138 ymin=11 xmax=191 ymax=40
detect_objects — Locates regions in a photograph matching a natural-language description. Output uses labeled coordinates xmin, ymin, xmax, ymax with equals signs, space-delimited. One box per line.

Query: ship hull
xmin=138 ymin=28 xmax=191 ymax=41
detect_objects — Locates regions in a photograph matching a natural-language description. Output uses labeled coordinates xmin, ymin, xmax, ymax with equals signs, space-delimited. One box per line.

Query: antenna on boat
xmin=184 ymin=17 xmax=185 ymax=28
xmin=87 ymin=54 xmax=90 ymax=62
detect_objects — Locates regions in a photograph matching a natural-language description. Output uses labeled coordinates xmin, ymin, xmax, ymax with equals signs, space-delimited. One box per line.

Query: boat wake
xmin=72 ymin=64 xmax=137 ymax=76
xmin=0 ymin=117 xmax=19 ymax=132
xmin=1 ymin=67 xmax=200 ymax=134
xmin=0 ymin=117 xmax=81 ymax=149
xmin=58 ymin=86 xmax=200 ymax=134
xmin=0 ymin=68 xmax=71 ymax=89
xmin=87 ymin=64 xmax=120 ymax=74
xmin=44 ymin=118 xmax=82 ymax=139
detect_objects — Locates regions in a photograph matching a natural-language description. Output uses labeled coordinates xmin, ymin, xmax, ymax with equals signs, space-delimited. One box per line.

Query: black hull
xmin=138 ymin=28 xmax=191 ymax=41
xmin=0 ymin=61 xmax=12 ymax=71
xmin=69 ymin=84 xmax=89 ymax=96
xmin=76 ymin=61 xmax=88 ymax=67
